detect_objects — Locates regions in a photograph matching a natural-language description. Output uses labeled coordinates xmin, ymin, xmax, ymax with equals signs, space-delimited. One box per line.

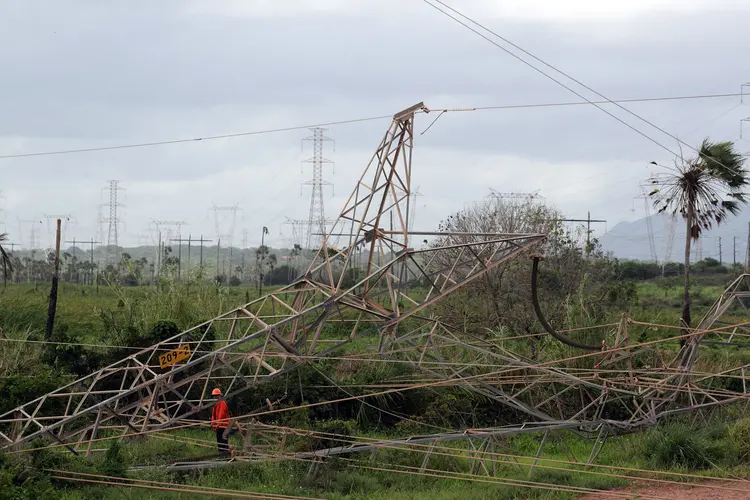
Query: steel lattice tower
xmin=102 ymin=180 xmax=124 ymax=260
xmin=302 ymin=128 xmax=334 ymax=249
xmin=211 ymin=203 xmax=240 ymax=249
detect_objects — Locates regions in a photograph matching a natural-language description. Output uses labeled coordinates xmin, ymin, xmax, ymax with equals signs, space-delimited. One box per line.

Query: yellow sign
xmin=159 ymin=344 xmax=191 ymax=369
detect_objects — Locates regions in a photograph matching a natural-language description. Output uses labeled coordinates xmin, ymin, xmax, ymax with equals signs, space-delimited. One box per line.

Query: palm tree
xmin=650 ymin=138 xmax=748 ymax=345
xmin=256 ymin=244 xmax=269 ymax=296
xmin=0 ymin=233 xmax=13 ymax=286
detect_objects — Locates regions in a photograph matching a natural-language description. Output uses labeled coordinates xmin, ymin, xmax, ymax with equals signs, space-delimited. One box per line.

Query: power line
xmin=421 ymin=0 xmax=681 ymax=159
xmin=422 ymin=0 xmax=743 ymax=173
xmin=438 ymin=92 xmax=745 ymax=113
xmin=0 ymin=115 xmax=390 ymax=160
xmin=0 ymin=93 xmax=742 ymax=161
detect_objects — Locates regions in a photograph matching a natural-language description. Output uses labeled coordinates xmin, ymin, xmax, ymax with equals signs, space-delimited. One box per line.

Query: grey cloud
xmin=1 ymin=1 xmax=749 ymax=247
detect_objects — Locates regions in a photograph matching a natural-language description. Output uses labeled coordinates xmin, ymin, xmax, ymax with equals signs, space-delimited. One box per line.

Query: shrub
xmin=41 ymin=327 xmax=101 ymax=376
xmin=643 ymin=424 xmax=726 ymax=469
xmin=729 ymin=418 xmax=750 ymax=462
xmin=298 ymin=419 xmax=357 ymax=452
xmin=98 ymin=439 xmax=127 ymax=478
xmin=0 ymin=371 xmax=68 ymax=415
xmin=0 ymin=453 xmax=57 ymax=500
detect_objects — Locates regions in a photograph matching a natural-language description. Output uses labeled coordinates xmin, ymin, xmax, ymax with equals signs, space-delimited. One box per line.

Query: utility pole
xmin=216 ymin=238 xmax=221 ymax=283
xmin=718 ymin=237 xmax=723 ymax=265
xmin=156 ymin=231 xmax=162 ymax=277
xmin=734 ymin=236 xmax=738 ymax=268
xmin=87 ymin=238 xmax=100 ymax=291
xmin=63 ymin=237 xmax=79 ymax=284
xmin=194 ymin=235 xmax=212 ymax=280
xmin=554 ymin=215 xmax=606 ymax=257
xmin=151 ymin=220 xmax=185 ymax=278
xmin=45 ymin=219 xmax=61 ymax=341
xmin=745 ymin=222 xmax=750 ymax=273
xmin=259 ymin=226 xmax=268 ymax=297
xmin=168 ymin=237 xmax=183 ymax=281
xmin=171 ymin=236 xmax=195 ymax=282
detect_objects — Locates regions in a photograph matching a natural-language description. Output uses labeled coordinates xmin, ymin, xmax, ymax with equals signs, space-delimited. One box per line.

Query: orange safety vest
xmin=211 ymin=400 xmax=230 ymax=429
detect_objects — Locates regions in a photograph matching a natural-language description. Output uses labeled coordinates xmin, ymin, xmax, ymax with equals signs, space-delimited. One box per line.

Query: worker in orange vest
xmin=211 ymin=388 xmax=232 ymax=457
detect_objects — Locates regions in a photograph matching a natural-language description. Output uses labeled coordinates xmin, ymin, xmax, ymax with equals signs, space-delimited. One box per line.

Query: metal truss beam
xmin=0 ymin=102 xmax=546 ymax=453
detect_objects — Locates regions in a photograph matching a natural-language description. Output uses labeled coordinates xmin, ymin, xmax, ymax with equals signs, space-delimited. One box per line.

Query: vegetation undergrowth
xmin=2 ymin=189 xmax=750 ymax=498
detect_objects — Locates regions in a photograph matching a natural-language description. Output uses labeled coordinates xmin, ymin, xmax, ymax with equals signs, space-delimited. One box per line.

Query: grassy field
xmin=16 ymin=411 xmax=750 ymax=499
xmin=1 ymin=276 xmax=749 ymax=499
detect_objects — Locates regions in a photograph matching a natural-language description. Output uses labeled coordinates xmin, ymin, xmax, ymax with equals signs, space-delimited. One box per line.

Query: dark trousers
xmin=216 ymin=428 xmax=230 ymax=457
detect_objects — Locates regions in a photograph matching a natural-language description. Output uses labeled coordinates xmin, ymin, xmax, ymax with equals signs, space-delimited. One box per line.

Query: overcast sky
xmin=1 ymin=0 xmax=749 ymax=250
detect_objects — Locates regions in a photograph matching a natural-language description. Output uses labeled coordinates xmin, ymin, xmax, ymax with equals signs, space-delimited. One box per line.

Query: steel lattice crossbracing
xmin=0 ymin=103 xmax=546 ymax=454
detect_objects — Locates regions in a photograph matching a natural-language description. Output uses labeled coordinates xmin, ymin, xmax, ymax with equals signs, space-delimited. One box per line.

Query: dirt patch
xmin=577 ymin=480 xmax=750 ymax=500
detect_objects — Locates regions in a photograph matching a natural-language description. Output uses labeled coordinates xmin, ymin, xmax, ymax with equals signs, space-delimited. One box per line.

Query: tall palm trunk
xmin=681 ymin=203 xmax=694 ymax=348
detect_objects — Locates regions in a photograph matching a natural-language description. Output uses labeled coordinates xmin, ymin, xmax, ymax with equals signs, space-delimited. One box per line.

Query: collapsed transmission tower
xmin=5 ymin=102 xmax=749 ymax=463
xmin=302 ymin=128 xmax=335 ymax=249
xmin=0 ymin=102 xmax=548 ymax=453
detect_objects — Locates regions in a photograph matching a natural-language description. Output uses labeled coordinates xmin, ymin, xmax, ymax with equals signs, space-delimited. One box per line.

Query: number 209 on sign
xmin=159 ymin=344 xmax=191 ymax=369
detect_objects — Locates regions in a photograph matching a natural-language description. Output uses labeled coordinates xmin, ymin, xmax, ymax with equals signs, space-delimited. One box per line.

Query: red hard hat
xmin=212 ymin=388 xmax=222 ymax=396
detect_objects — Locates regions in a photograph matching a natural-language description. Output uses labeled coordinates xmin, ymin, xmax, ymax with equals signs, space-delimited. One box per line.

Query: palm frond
xmin=648 ymin=138 xmax=749 ymax=240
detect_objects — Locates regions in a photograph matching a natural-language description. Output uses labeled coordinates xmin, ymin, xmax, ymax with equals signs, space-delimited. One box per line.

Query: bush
xmin=0 ymin=371 xmax=68 ymax=415
xmin=729 ymin=418 xmax=750 ymax=462
xmin=643 ymin=424 xmax=726 ymax=469
xmin=42 ymin=327 xmax=101 ymax=376
xmin=294 ymin=419 xmax=357 ymax=452
xmin=0 ymin=453 xmax=57 ymax=500
xmin=98 ymin=440 xmax=127 ymax=478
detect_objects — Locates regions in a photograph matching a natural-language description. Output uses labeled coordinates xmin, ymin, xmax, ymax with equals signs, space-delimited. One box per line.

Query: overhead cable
xmin=422 ymin=0 xmax=743 ymax=172
xmin=0 ymin=93 xmax=741 ymax=160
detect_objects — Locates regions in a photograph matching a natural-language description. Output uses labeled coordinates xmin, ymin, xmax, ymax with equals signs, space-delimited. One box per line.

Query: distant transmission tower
xmin=211 ymin=204 xmax=241 ymax=278
xmin=283 ymin=217 xmax=307 ymax=248
xmin=634 ymin=187 xmax=657 ymax=264
xmin=408 ymin=186 xmax=424 ymax=233
xmin=101 ymin=180 xmax=124 ymax=261
xmin=302 ymin=128 xmax=335 ymax=249
xmin=694 ymin=238 xmax=704 ymax=262
xmin=661 ymin=214 xmax=677 ymax=275
xmin=151 ymin=220 xmax=186 ymax=273
xmin=44 ymin=214 xmax=72 ymax=251
xmin=211 ymin=204 xmax=240 ymax=248
xmin=18 ymin=218 xmax=42 ymax=251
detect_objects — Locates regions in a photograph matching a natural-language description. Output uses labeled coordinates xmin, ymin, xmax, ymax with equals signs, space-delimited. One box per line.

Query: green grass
xmin=2 ymin=276 xmax=749 ymax=498
xmin=18 ymin=412 xmax=750 ymax=500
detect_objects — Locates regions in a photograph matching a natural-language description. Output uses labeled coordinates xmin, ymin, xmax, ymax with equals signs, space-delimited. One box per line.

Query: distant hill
xmin=599 ymin=211 xmax=750 ymax=264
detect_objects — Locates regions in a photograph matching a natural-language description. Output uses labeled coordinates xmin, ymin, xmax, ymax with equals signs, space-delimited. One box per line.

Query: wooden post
xmin=45 ymin=218 xmax=62 ymax=341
